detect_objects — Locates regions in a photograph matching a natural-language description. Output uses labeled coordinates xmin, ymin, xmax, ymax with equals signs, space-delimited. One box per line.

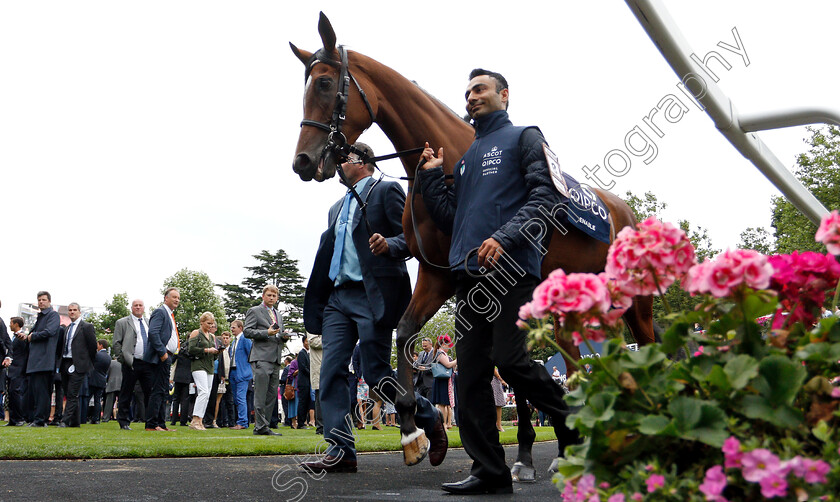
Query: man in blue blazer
xmin=301 ymin=143 xmax=447 ymax=474
xmin=144 ymin=287 xmax=180 ymax=431
xmin=227 ymin=319 xmax=253 ymax=429
xmin=25 ymin=291 xmax=61 ymax=427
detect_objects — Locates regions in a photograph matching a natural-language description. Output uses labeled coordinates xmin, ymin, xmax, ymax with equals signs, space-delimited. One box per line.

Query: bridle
xmin=298 ymin=45 xmax=477 ymax=272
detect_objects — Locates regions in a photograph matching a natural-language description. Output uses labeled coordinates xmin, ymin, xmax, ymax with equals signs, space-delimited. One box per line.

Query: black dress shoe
xmin=428 ymin=410 xmax=448 ymax=466
xmin=441 ymin=475 xmax=513 ymax=495
xmin=254 ymin=428 xmax=282 ymax=436
xmin=4 ymin=422 xmax=24 ymax=426
xmin=58 ymin=423 xmax=68 ymax=428
xmin=120 ymin=424 xmax=132 ymax=430
xmin=29 ymin=422 xmax=46 ymax=427
xmin=47 ymin=421 xmax=60 ymax=426
xmin=300 ymin=455 xmax=357 ymax=474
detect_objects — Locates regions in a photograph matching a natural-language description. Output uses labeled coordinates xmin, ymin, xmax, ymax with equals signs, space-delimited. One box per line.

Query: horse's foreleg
xmin=511 ymin=391 xmax=537 ymax=483
xmin=395 ymin=266 xmax=454 ymax=466
xmin=624 ymin=294 xmax=655 ymax=345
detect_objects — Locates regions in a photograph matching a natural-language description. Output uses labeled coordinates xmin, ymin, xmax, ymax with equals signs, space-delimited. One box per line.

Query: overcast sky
xmin=2 ymin=1 xmax=838 ymax=321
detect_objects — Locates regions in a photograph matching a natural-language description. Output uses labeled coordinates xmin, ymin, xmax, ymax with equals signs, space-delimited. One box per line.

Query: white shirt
xmin=64 ymin=321 xmax=78 ymax=358
xmin=162 ymin=304 xmax=179 ymax=354
xmin=133 ymin=315 xmax=149 ymax=360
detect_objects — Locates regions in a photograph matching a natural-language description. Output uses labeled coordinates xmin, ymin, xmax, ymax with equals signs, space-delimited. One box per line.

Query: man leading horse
xmin=417 ymin=68 xmax=580 ymax=495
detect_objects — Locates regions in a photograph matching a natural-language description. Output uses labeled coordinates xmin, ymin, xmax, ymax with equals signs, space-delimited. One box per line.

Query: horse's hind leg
xmin=394 ymin=267 xmax=454 ymax=466
xmin=511 ymin=391 xmax=537 ymax=483
xmin=624 ymin=294 xmax=655 ymax=345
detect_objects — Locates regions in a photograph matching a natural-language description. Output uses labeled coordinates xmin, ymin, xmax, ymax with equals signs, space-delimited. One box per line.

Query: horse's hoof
xmin=511 ymin=461 xmax=536 ymax=483
xmin=548 ymin=457 xmax=561 ymax=474
xmin=401 ymin=429 xmax=429 ymax=466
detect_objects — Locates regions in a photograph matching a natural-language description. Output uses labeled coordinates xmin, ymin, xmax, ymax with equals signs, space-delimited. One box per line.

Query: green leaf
xmin=737 ymin=395 xmax=804 ymax=428
xmin=572 ymin=392 xmax=617 ymax=428
xmin=723 ymin=355 xmax=759 ymax=390
xmin=662 ymin=321 xmax=691 ymax=354
xmin=753 ymin=356 xmax=807 ymax=406
xmin=812 ymin=420 xmax=832 ymax=443
xmin=623 ymin=344 xmax=667 ymax=368
xmin=638 ymin=415 xmax=671 ymax=435
xmin=668 ymin=396 xmax=702 ymax=431
xmin=681 ymin=404 xmax=728 ymax=447
xmin=706 ymin=365 xmax=731 ymax=392
xmin=740 ymin=292 xmax=778 ymax=320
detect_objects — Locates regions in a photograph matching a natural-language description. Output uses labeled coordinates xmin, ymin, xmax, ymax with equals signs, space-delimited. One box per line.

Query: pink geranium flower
xmin=606 ymin=217 xmax=696 ymax=296
xmin=722 ymin=436 xmax=743 ymax=469
xmin=607 ymin=494 xmax=625 ymax=502
xmin=815 ymin=210 xmax=840 ymax=255
xmin=741 ymin=449 xmax=782 ymax=482
xmin=699 ymin=465 xmax=727 ymax=501
xmin=645 ymin=473 xmax=665 ymax=493
xmin=758 ymin=473 xmax=788 ymax=498
xmin=684 ymin=249 xmax=774 ymax=297
xmin=769 ymin=251 xmax=840 ymax=327
xmin=631 ymin=493 xmax=643 ymax=502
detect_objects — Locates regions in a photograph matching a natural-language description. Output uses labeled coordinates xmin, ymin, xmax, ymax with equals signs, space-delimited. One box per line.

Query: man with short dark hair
xmin=24 ymin=291 xmax=61 ymax=427
xmin=301 ymin=144 xmax=446 ymax=474
xmin=244 ymin=284 xmax=289 ymax=436
xmin=3 ymin=317 xmax=29 ymax=426
xmin=58 ymin=303 xmax=98 ymax=427
xmin=88 ymin=339 xmax=111 ymax=423
xmin=418 ymin=69 xmax=579 ymax=495
xmin=227 ymin=319 xmax=252 ymax=430
xmin=414 ymin=337 xmax=435 ymax=399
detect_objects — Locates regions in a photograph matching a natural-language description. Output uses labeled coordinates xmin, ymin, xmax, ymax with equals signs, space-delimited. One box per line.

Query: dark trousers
xmin=7 ymin=375 xmax=28 ymax=424
xmin=454 ymin=273 xmax=578 ymax=482
xmin=281 ymin=387 xmax=290 ymax=426
xmin=103 ymin=391 xmax=118 ymax=421
xmin=320 ymin=286 xmax=438 ymax=462
xmin=219 ymin=389 xmax=235 ymax=426
xmin=117 ymin=360 xmax=153 ymax=427
xmin=297 ymin=385 xmax=311 ymax=426
xmin=145 ymin=357 xmax=171 ymax=430
xmin=89 ymin=386 xmax=104 ymax=423
xmin=51 ymin=377 xmax=64 ymax=423
xmin=205 ymin=373 xmax=219 ymax=426
xmin=314 ymin=389 xmax=323 ymax=433
xmin=60 ymin=359 xmax=86 ymax=427
xmin=28 ymin=371 xmax=53 ymax=426
xmin=246 ymin=382 xmax=254 ymax=424
xmin=171 ymin=382 xmax=192 ymax=425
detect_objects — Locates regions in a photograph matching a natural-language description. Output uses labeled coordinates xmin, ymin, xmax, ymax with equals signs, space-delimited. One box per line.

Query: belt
xmin=335 ymin=280 xmax=364 ymax=290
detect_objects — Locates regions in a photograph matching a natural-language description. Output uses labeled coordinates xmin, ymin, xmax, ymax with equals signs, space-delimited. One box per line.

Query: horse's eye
xmin=317 ymin=78 xmax=332 ymax=92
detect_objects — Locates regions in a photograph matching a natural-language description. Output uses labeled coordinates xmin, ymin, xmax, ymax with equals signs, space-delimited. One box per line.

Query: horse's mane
xmin=411 ymin=81 xmax=474 ymax=128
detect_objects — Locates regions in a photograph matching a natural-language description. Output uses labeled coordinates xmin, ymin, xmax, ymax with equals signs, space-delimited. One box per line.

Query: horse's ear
xmin=289 ymin=42 xmax=311 ymax=66
xmin=318 ymin=11 xmax=337 ymax=55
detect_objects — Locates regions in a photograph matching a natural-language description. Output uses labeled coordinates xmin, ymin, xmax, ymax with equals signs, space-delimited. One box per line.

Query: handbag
xmin=431 ymin=352 xmax=452 ymax=379
xmin=283 ymin=384 xmax=296 ymax=401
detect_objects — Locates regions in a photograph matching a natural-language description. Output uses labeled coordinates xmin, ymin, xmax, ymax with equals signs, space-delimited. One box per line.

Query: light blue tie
xmin=328 ymin=191 xmax=353 ymax=281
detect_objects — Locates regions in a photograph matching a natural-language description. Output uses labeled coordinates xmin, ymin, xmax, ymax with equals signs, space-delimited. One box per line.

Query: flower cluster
xmin=768 ymin=251 xmax=840 ymax=327
xmin=560 ymin=466 xmax=666 ymax=501
xmin=605 ymin=216 xmax=696 ymax=296
xmin=700 ymin=436 xmax=833 ymax=500
xmin=815 ymin=209 xmax=840 ymax=255
xmin=519 ymin=270 xmax=629 ymax=346
xmin=684 ymin=249 xmax=774 ymax=298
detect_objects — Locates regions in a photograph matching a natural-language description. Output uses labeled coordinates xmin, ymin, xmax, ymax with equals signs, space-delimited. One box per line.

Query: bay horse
xmin=290 ymin=12 xmax=655 ymax=478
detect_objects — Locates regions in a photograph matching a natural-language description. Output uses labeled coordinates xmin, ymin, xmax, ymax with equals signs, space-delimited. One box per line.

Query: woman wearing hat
xmin=431 ymin=335 xmax=457 ymax=429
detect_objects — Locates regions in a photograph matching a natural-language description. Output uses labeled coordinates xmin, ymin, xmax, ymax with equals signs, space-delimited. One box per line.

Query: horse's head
xmin=290 ymin=13 xmax=377 ymax=182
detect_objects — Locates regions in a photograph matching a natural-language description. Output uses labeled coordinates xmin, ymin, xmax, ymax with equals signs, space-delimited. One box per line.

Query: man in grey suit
xmin=103 ymin=356 xmax=122 ymax=422
xmin=112 ymin=299 xmax=154 ymax=430
xmin=244 ymin=284 xmax=289 ymax=436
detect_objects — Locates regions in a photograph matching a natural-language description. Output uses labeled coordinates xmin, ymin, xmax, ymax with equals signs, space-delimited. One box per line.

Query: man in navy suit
xmin=3 ymin=317 xmax=29 ymax=426
xmin=58 ymin=303 xmax=98 ymax=427
xmin=227 ymin=319 xmax=253 ymax=429
xmin=88 ymin=339 xmax=112 ymax=423
xmin=300 ymin=143 xmax=446 ymax=474
xmin=144 ymin=287 xmax=180 ymax=431
xmin=25 ymin=291 xmax=61 ymax=427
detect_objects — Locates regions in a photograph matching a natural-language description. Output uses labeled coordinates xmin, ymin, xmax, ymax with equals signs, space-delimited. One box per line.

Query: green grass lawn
xmin=0 ymin=420 xmax=558 ymax=460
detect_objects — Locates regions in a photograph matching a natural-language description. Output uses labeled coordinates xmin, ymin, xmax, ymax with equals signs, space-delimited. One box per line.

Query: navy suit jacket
xmin=145 ymin=306 xmax=174 ymax=364
xmin=8 ymin=333 xmax=29 ymax=379
xmin=89 ymin=349 xmax=111 ymax=388
xmin=304 ymin=178 xmax=412 ymax=333
xmin=58 ymin=320 xmax=98 ymax=373
xmin=27 ymin=307 xmax=61 ymax=374
xmin=297 ymin=348 xmax=311 ymax=389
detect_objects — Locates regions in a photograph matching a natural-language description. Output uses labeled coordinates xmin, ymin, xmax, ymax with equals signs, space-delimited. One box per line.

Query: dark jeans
xmin=454 ymin=273 xmax=578 ymax=482
xmin=145 ymin=357 xmax=171 ymax=430
xmin=171 ymin=382 xmax=192 ymax=425
xmin=89 ymin=386 xmax=104 ymax=423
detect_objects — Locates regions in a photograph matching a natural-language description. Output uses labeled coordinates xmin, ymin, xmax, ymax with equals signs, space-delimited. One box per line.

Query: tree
xmin=738 ymin=226 xmax=775 ymax=254
xmin=86 ymin=293 xmax=130 ymax=346
xmin=162 ymin=269 xmax=229 ymax=336
xmin=771 ymin=126 xmax=840 ymax=254
xmin=218 ymin=249 xmax=307 ymax=334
